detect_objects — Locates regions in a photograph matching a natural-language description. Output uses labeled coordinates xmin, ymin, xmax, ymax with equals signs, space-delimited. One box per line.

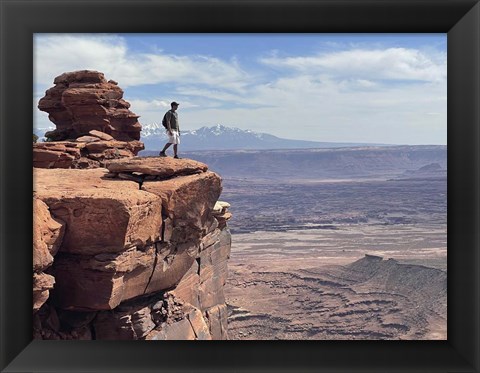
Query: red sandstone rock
xmin=143 ymin=242 xmax=198 ymax=295
xmin=145 ymin=318 xmax=196 ymax=340
xmin=75 ymin=136 xmax=100 ymax=143
xmin=32 ymin=154 xmax=231 ymax=339
xmin=33 ymin=140 xmax=143 ymax=169
xmin=38 ymin=70 xmax=142 ymax=141
xmin=142 ymin=172 xmax=222 ymax=245
xmin=50 ymin=246 xmax=156 ymax=310
xmin=205 ymin=304 xmax=228 ymax=340
xmin=88 ymin=130 xmax=114 ymax=141
xmin=33 ymin=273 xmax=55 ymax=312
xmin=50 ymin=242 xmax=201 ymax=310
xmin=198 ymin=230 xmax=231 ymax=310
xmin=170 ymin=260 xmax=201 ymax=309
xmin=33 ymin=197 xmax=64 ymax=312
xmin=186 ymin=306 xmax=212 ymax=340
xmin=107 ymin=157 xmax=209 ymax=178
xmin=33 ymin=166 xmax=225 ymax=312
xmin=93 ymin=293 xmax=206 ymax=340
xmin=33 ymin=148 xmax=77 ymax=169
xmin=54 ymin=70 xmax=107 ymax=85
xmin=34 ymin=168 xmax=163 ymax=255
xmin=94 ymin=305 xmax=156 ymax=340
xmin=33 ymin=197 xmax=65 ymax=271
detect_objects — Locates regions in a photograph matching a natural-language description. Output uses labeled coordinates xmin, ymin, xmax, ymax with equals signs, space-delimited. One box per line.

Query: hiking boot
xmin=174 ymin=155 xmax=181 ymax=159
xmin=159 ymin=151 xmax=167 ymax=157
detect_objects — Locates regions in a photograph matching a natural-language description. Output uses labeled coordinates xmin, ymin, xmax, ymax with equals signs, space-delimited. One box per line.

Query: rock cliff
xmin=33 ymin=159 xmax=232 ymax=340
xmin=33 ymin=70 xmax=232 ymax=340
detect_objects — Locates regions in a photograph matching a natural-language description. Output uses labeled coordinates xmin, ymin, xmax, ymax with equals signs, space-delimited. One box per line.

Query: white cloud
xmin=34 ymin=34 xmax=251 ymax=91
xmin=260 ymin=48 xmax=446 ymax=83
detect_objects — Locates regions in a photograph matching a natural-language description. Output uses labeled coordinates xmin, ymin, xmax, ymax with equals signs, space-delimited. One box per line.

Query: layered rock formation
xmin=33 ymin=197 xmax=65 ymax=312
xmin=38 ymin=70 xmax=141 ymax=141
xmin=33 ymin=157 xmax=232 ymax=340
xmin=33 ymin=133 xmax=144 ymax=169
xmin=34 ymin=71 xmax=232 ymax=339
xmin=35 ymin=71 xmax=144 ymax=169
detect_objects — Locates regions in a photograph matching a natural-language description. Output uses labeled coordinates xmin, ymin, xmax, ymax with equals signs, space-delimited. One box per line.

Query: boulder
xmin=34 ymin=168 xmax=163 ymax=255
xmin=142 ymin=172 xmax=222 ymax=245
xmin=38 ymin=70 xmax=142 ymax=141
xmin=107 ymin=157 xmax=209 ymax=178
xmin=88 ymin=130 xmax=114 ymax=141
xmin=75 ymin=136 xmax=100 ymax=143
xmin=33 ymin=148 xmax=77 ymax=169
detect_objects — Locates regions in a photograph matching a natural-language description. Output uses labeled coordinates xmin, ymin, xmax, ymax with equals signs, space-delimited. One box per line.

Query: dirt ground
xmin=222 ymin=176 xmax=447 ymax=340
xmin=225 ymin=225 xmax=447 ymax=340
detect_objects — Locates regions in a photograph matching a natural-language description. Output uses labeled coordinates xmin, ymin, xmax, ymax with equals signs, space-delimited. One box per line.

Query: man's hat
xmin=171 ymin=101 xmax=180 ymax=106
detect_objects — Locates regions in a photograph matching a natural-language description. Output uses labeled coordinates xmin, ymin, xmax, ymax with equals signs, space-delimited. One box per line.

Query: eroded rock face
xmin=33 ymin=157 xmax=232 ymax=339
xmin=38 ymin=70 xmax=141 ymax=141
xmin=34 ymin=168 xmax=163 ymax=256
xmin=35 ymin=71 xmax=144 ymax=170
xmin=106 ymin=157 xmax=208 ymax=179
xmin=33 ymin=197 xmax=65 ymax=271
xmin=33 ymin=135 xmax=144 ymax=170
xmin=33 ymin=196 xmax=65 ymax=312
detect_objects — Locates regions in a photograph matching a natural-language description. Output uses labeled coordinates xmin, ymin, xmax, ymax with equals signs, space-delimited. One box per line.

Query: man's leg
xmin=160 ymin=143 xmax=172 ymax=156
xmin=173 ymin=144 xmax=178 ymax=156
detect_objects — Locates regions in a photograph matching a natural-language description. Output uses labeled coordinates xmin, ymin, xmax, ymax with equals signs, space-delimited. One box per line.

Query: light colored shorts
xmin=167 ymin=130 xmax=180 ymax=145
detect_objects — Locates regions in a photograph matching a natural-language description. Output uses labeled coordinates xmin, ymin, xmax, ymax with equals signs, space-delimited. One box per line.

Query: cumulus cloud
xmin=34 ymin=34 xmax=251 ymax=90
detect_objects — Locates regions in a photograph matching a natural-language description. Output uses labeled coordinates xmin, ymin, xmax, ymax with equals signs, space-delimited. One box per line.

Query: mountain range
xmin=139 ymin=124 xmax=390 ymax=151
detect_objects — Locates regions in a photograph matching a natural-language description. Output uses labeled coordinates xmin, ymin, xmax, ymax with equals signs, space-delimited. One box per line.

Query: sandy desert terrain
xmin=222 ymin=176 xmax=447 ymax=340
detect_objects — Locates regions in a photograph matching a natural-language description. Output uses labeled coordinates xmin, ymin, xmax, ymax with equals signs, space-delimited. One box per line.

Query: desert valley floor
xmin=221 ymin=177 xmax=447 ymax=340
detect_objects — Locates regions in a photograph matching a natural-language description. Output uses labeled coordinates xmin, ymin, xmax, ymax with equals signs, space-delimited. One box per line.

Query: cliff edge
xmin=33 ymin=71 xmax=232 ymax=340
xmin=33 ymin=158 xmax=232 ymax=340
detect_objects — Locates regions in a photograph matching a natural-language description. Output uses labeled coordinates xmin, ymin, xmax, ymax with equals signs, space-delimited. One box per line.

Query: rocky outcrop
xmin=38 ymin=70 xmax=141 ymax=141
xmin=33 ymin=196 xmax=65 ymax=312
xmin=35 ymin=71 xmax=144 ymax=169
xmin=33 ymin=157 xmax=232 ymax=340
xmin=33 ymin=135 xmax=144 ymax=169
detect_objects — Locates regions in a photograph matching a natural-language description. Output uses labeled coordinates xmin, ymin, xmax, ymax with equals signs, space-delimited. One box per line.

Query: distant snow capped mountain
xmin=140 ymin=124 xmax=387 ymax=151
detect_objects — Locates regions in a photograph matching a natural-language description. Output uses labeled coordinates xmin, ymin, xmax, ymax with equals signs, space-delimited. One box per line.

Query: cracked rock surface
xmin=33 ymin=157 xmax=232 ymax=340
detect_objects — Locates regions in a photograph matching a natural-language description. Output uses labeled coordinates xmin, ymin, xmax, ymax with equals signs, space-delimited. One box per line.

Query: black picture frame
xmin=1 ymin=0 xmax=479 ymax=372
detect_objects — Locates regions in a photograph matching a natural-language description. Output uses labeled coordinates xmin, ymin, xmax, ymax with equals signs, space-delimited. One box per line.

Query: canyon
xmin=222 ymin=173 xmax=447 ymax=340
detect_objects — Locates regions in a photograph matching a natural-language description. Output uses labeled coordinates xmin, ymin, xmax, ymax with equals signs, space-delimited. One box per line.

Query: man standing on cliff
xmin=159 ymin=101 xmax=181 ymax=159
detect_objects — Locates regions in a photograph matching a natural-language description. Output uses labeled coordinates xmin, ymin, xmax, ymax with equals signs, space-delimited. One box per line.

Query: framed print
xmin=1 ymin=0 xmax=479 ymax=372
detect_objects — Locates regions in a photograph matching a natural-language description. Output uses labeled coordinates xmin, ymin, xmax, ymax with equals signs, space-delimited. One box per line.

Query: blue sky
xmin=34 ymin=33 xmax=447 ymax=144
